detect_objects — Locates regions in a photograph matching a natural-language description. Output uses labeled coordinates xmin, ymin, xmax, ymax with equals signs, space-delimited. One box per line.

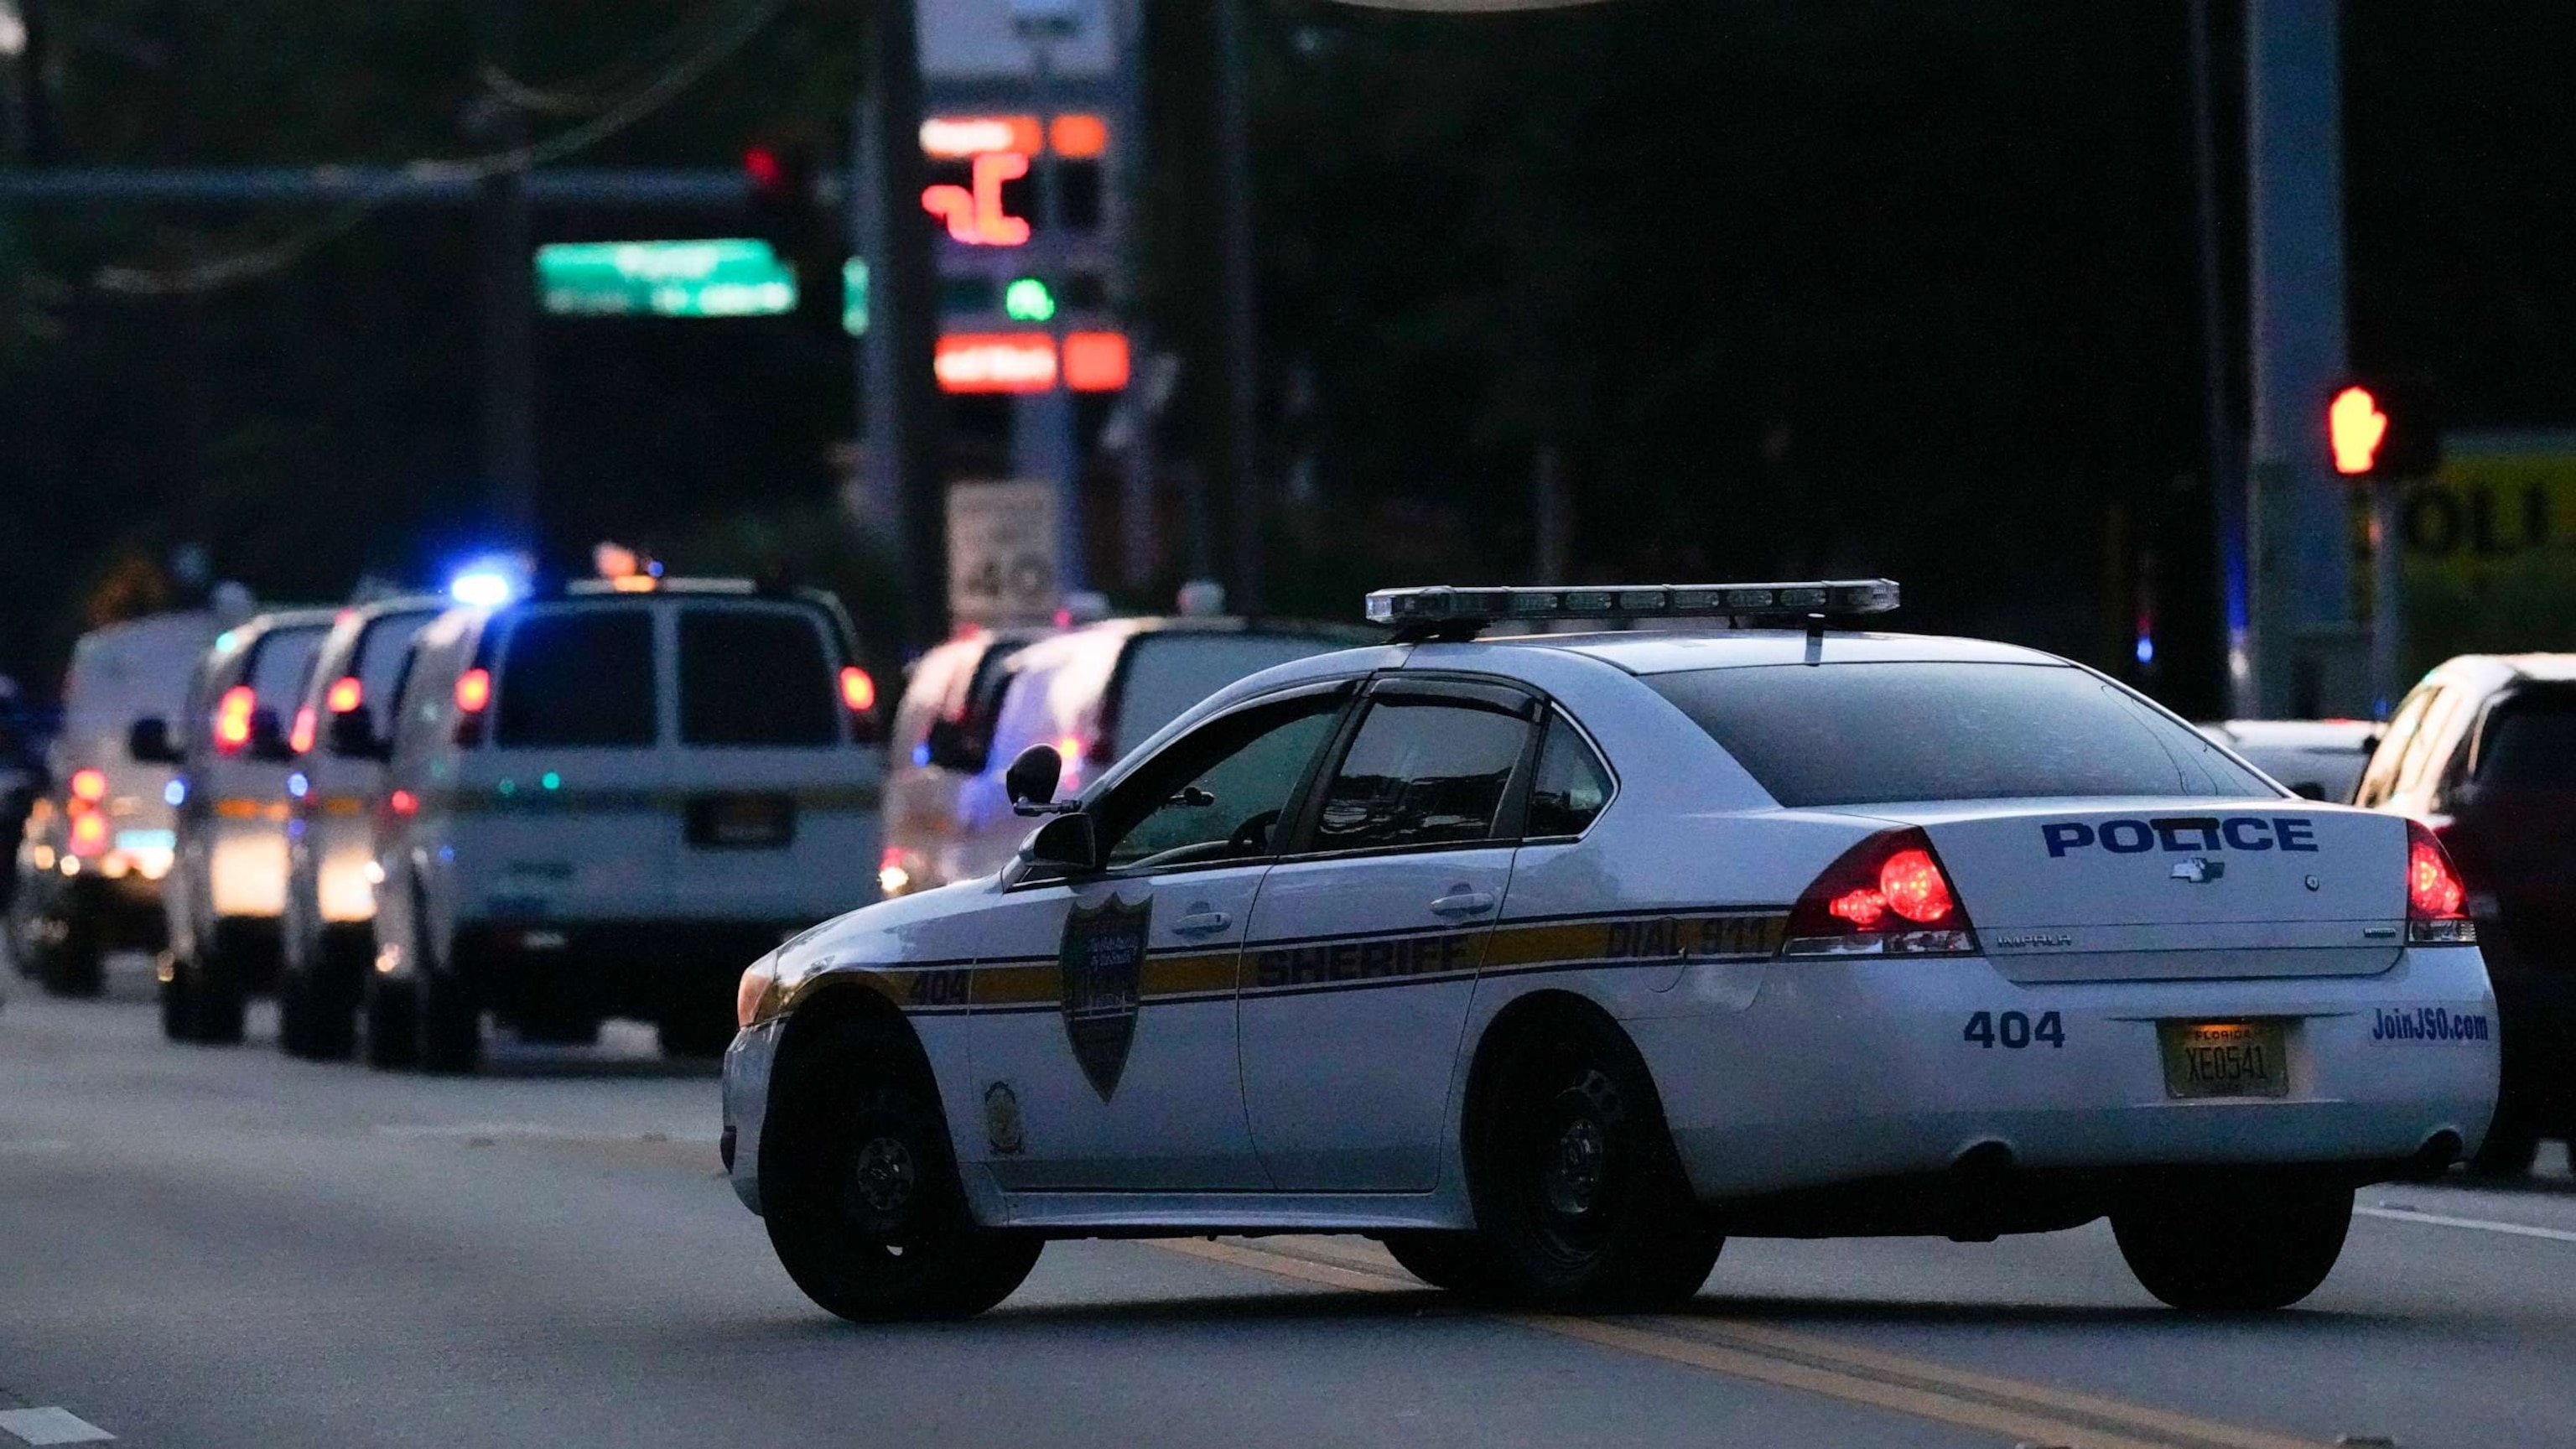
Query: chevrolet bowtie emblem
xmin=2170 ymin=858 xmax=2225 ymax=884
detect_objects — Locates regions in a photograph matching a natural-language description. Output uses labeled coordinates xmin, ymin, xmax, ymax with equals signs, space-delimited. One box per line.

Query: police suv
xmin=722 ymin=581 xmax=2497 ymax=1321
xmin=369 ymin=578 xmax=885 ymax=1071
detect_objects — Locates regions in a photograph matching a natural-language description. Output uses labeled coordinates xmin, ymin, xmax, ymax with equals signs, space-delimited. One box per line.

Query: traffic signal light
xmin=744 ymin=136 xmax=844 ymax=335
xmin=2326 ymin=379 xmax=2441 ymax=480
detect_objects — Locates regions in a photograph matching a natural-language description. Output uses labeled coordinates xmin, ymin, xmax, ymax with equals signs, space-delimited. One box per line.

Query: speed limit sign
xmin=946 ymin=479 xmax=1061 ymax=625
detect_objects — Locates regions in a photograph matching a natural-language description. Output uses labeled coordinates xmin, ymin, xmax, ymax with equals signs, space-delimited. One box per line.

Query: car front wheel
xmin=762 ymin=1014 xmax=1042 ymax=1322
xmin=2112 ymin=1188 xmax=2352 ymax=1311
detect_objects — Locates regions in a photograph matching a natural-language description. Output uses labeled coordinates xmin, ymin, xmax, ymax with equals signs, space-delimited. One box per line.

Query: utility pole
xmin=1213 ymin=0 xmax=1262 ymax=615
xmin=2244 ymin=0 xmax=2355 ymax=717
xmin=1014 ymin=4 xmax=1083 ymax=595
xmin=475 ymin=0 xmax=538 ymax=542
xmin=862 ymin=0 xmax=948 ymax=651
xmin=2185 ymin=0 xmax=2246 ymax=716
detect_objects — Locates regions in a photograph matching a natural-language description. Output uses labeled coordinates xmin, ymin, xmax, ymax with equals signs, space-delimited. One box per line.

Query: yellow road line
xmin=1152 ymin=1238 xmax=2326 ymax=1449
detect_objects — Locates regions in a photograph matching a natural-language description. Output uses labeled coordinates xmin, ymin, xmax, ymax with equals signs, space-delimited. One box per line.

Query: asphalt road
xmin=6 ymin=954 xmax=2575 ymax=1449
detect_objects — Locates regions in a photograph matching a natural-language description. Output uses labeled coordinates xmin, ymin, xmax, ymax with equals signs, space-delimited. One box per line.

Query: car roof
xmin=1405 ymin=628 xmax=2069 ymax=677
xmin=2412 ymin=652 xmax=2576 ymax=694
xmin=2203 ymin=719 xmax=2379 ymax=749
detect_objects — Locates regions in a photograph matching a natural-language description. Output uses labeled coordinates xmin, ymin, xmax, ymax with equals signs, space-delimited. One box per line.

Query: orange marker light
xmin=1049 ymin=113 xmax=1109 ymax=159
xmin=1064 ymin=331 xmax=1132 ymax=392
xmin=2329 ymin=386 xmax=2388 ymax=476
xmin=326 ymin=676 xmax=364 ymax=714
xmin=454 ymin=667 xmax=492 ymax=714
xmin=839 ymin=666 xmax=878 ymax=713
xmin=69 ymin=768 xmax=108 ymax=802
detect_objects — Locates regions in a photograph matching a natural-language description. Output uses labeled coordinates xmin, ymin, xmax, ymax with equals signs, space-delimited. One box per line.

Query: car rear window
xmin=496 ymin=609 xmax=657 ymax=748
xmin=350 ymin=612 xmax=436 ymax=735
xmin=2478 ymin=691 xmax=2576 ymax=789
xmin=678 ymin=607 xmax=839 ymax=747
xmin=1645 ymin=662 xmax=2271 ymax=807
xmin=1112 ymin=632 xmax=1344 ymax=755
xmin=247 ymin=626 xmax=327 ymax=710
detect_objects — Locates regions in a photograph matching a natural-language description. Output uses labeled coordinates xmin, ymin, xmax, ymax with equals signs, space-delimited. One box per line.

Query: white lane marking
xmin=0 ymin=1406 xmax=115 ymax=1445
xmin=0 ymin=1140 xmax=71 ymax=1156
xmin=2359 ymin=1203 xmax=2576 ymax=1244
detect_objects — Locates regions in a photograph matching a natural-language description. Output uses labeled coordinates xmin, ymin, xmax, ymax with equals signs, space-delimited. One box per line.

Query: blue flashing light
xmin=449 ymin=568 xmax=519 ymax=608
xmin=2133 ymin=635 xmax=2156 ymax=666
xmin=540 ymin=771 xmax=561 ymax=792
xmin=496 ymin=778 xmax=517 ymax=797
xmin=164 ymin=779 xmax=188 ymax=807
xmin=911 ymin=743 xmax=932 ymax=768
xmin=287 ymin=771 xmax=309 ymax=799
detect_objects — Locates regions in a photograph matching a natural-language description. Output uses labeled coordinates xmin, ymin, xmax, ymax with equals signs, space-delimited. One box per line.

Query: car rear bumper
xmin=720 ymin=1018 xmax=780 ymax=1214
xmin=1636 ymin=948 xmax=2500 ymax=1206
xmin=454 ymin=919 xmax=801 ymax=1024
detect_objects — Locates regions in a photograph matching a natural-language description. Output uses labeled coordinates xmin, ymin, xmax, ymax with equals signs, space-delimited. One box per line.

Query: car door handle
xmin=1173 ymin=910 xmax=1232 ymax=936
xmin=1430 ymin=890 xmax=1496 ymax=919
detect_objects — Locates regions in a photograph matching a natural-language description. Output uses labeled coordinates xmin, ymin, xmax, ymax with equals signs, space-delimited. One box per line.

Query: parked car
xmin=932 ymin=617 xmax=1371 ymax=886
xmin=2351 ymin=654 xmax=2576 ymax=1172
xmin=273 ymin=597 xmax=444 ymax=1059
xmin=0 ymin=675 xmax=44 ymax=916
xmin=365 ymin=579 xmax=886 ymax=1071
xmin=880 ymin=626 xmax=1046 ymax=897
xmin=9 ymin=610 xmax=226 ymax=995
xmin=2196 ymin=719 xmax=2377 ymax=802
xmin=147 ymin=608 xmax=336 ymax=1042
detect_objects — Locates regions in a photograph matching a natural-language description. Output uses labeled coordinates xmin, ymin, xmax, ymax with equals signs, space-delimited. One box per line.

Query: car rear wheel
xmin=415 ymin=969 xmax=481 ymax=1074
xmin=37 ymin=906 xmax=102 ymax=998
xmin=1465 ymin=1008 xmax=1721 ymax=1310
xmin=163 ymin=950 xmax=245 ymax=1045
xmin=2112 ymin=1188 xmax=2352 ymax=1311
xmin=362 ymin=972 xmax=419 ymax=1070
xmin=763 ymin=1014 xmax=1043 ymax=1322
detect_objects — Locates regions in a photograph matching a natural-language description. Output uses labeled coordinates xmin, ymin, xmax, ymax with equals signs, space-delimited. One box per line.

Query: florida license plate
xmin=2158 ymin=1020 xmax=2290 ymax=1099
xmin=686 ymin=793 xmax=797 ymax=849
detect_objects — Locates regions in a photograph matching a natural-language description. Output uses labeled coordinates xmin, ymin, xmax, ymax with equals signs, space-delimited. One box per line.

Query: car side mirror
xmin=327 ymin=709 xmax=389 ymax=761
xmin=127 ymin=716 xmax=181 ymax=765
xmin=247 ymin=708 xmax=293 ymax=763
xmin=1024 ymin=811 xmax=1099 ymax=873
xmin=1005 ymin=743 xmax=1068 ymax=816
xmin=924 ymin=717 xmax=979 ymax=772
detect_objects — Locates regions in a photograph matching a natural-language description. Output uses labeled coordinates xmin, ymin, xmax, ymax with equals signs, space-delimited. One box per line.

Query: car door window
xmin=2354 ymin=689 xmax=2432 ymax=808
xmin=1311 ymin=697 xmax=1530 ymax=853
xmin=1093 ymin=693 xmax=1346 ymax=872
xmin=1524 ymin=711 xmax=1614 ymax=838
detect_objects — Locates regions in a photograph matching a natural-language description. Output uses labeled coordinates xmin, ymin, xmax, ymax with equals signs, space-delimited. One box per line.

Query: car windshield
xmin=1646 ymin=662 xmax=2272 ymax=807
xmin=247 ymin=626 xmax=328 ymax=710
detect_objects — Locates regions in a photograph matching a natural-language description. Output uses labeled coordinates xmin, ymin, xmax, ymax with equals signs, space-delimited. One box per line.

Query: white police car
xmin=724 ymin=580 xmax=2497 ymax=1321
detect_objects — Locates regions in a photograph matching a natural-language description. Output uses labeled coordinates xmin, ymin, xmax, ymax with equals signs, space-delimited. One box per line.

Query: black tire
xmin=763 ymin=1013 xmax=1044 ymax=1321
xmin=38 ymin=906 xmax=102 ymax=998
xmin=158 ymin=954 xmax=194 ymax=1040
xmin=2467 ymin=1109 xmax=2542 ymax=1178
xmin=275 ymin=964 xmax=314 ymax=1057
xmin=1463 ymin=1007 xmax=1722 ymax=1310
xmin=1376 ymin=1231 xmax=1507 ymax=1294
xmin=416 ymin=968 xmax=481 ymax=1074
xmin=184 ymin=950 xmax=247 ymax=1045
xmin=299 ymin=961 xmax=360 ymax=1062
xmin=363 ymin=972 xmax=420 ymax=1070
xmin=2112 ymin=1189 xmax=2352 ymax=1311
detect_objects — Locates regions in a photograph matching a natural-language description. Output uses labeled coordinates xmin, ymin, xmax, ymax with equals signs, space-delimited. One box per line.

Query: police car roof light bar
xmin=1365 ymin=579 xmax=1900 ymax=642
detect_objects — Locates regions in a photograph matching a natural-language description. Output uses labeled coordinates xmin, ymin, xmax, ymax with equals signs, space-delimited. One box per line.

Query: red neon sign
xmin=934 ymin=331 xmax=1132 ymax=395
xmin=922 ymin=152 xmax=1032 ymax=247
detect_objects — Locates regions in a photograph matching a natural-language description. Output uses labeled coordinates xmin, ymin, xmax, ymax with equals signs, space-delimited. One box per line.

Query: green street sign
xmin=535 ymin=239 xmax=797 ymax=319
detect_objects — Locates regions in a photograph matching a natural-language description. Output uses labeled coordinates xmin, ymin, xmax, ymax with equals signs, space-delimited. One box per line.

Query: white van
xmin=150 ymin=608 xmax=336 ymax=1041
xmin=932 ymin=617 xmax=1367 ymax=886
xmin=878 ymin=626 xmax=1045 ymax=896
xmin=273 ymin=597 xmax=444 ymax=1059
xmin=9 ymin=610 xmax=226 ymax=996
xmin=367 ymin=579 xmax=886 ymax=1071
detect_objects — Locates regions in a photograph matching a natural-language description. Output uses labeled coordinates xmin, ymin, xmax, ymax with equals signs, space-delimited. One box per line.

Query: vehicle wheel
xmin=415 ymin=969 xmax=481 ymax=1074
xmin=158 ymin=954 xmax=195 ymax=1040
xmin=657 ymin=1005 xmax=737 ymax=1060
xmin=763 ymin=1014 xmax=1044 ymax=1321
xmin=1464 ymin=1008 xmax=1722 ymax=1310
xmin=362 ymin=972 xmax=420 ymax=1070
xmin=2112 ymin=1189 xmax=2352 ymax=1311
xmin=299 ymin=962 xmax=360 ymax=1062
xmin=275 ymin=965 xmax=314 ymax=1056
xmin=2466 ymin=1111 xmax=2542 ymax=1178
xmin=1376 ymin=1231 xmax=1506 ymax=1294
xmin=38 ymin=906 xmax=102 ymax=998
xmin=179 ymin=949 xmax=247 ymax=1046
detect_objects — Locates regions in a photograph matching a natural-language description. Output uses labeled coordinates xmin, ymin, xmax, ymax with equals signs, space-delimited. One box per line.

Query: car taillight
xmin=69 ymin=809 xmax=108 ymax=855
xmin=1784 ymin=828 xmax=1979 ymax=958
xmin=454 ymin=667 xmax=491 ymax=714
xmin=289 ymin=705 xmax=319 ymax=756
xmin=326 ymin=675 xmax=364 ymax=714
xmin=2405 ymin=818 xmax=2475 ymax=945
xmin=839 ymin=666 xmax=877 ymax=713
xmin=388 ymin=789 xmax=419 ymax=818
xmin=214 ymin=685 xmax=257 ymax=754
xmin=69 ymin=768 xmax=107 ymax=802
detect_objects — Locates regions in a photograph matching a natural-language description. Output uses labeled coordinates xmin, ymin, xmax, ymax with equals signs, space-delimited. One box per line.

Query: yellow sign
xmin=2402 ymin=432 xmax=2576 ymax=671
